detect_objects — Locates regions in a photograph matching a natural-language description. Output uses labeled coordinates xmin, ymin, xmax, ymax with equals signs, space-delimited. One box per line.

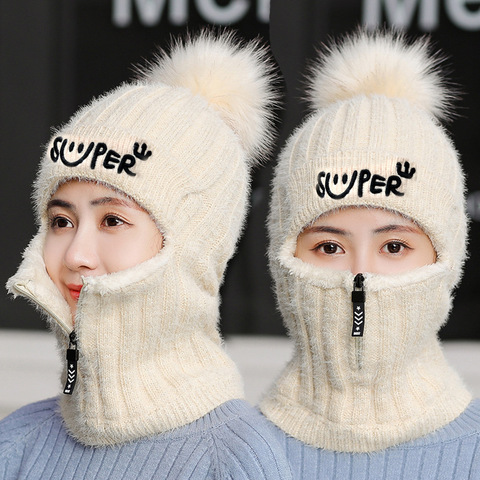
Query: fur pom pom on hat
xmin=269 ymin=30 xmax=467 ymax=285
xmin=141 ymin=31 xmax=278 ymax=163
xmin=307 ymin=30 xmax=453 ymax=120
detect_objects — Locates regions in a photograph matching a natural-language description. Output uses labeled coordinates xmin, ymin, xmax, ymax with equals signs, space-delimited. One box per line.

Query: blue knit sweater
xmin=264 ymin=399 xmax=480 ymax=479
xmin=0 ymin=398 xmax=292 ymax=480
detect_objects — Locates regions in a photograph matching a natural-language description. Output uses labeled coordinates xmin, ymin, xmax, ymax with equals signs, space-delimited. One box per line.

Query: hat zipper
xmin=351 ymin=273 xmax=365 ymax=337
xmin=63 ymin=330 xmax=79 ymax=395
xmin=351 ymin=273 xmax=365 ymax=370
xmin=11 ymin=281 xmax=80 ymax=394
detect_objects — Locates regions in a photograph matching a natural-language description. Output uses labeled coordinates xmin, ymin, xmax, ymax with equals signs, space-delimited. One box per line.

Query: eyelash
xmin=49 ymin=215 xmax=73 ymax=229
xmin=48 ymin=213 xmax=129 ymax=229
xmin=311 ymin=239 xmax=412 ymax=256
xmin=312 ymin=242 xmax=344 ymax=255
xmin=102 ymin=214 xmax=126 ymax=227
xmin=381 ymin=240 xmax=412 ymax=255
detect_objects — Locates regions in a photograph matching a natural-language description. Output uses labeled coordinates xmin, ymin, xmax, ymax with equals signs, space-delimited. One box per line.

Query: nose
xmin=63 ymin=226 xmax=99 ymax=273
xmin=350 ymin=250 xmax=374 ymax=275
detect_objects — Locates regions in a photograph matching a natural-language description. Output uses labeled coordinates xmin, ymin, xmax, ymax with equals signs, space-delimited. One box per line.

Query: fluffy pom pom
xmin=307 ymin=30 xmax=454 ymax=120
xmin=139 ymin=31 xmax=279 ymax=165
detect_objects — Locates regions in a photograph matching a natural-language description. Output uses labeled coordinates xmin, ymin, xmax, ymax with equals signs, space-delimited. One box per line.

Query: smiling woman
xmin=43 ymin=181 xmax=163 ymax=319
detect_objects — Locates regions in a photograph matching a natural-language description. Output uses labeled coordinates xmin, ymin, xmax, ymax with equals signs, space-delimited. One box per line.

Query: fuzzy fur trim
xmin=307 ymin=30 xmax=455 ymax=120
xmin=6 ymin=230 xmax=72 ymax=333
xmin=278 ymin=238 xmax=450 ymax=293
xmin=138 ymin=30 xmax=279 ymax=164
xmin=82 ymin=242 xmax=171 ymax=296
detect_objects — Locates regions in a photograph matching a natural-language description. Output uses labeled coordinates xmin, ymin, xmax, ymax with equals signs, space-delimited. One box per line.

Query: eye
xmin=314 ymin=242 xmax=345 ymax=255
xmin=382 ymin=241 xmax=408 ymax=255
xmin=102 ymin=215 xmax=125 ymax=227
xmin=50 ymin=216 xmax=73 ymax=229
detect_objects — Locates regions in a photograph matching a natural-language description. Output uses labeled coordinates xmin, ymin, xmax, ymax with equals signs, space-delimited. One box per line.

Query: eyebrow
xmin=90 ymin=197 xmax=137 ymax=209
xmin=373 ymin=224 xmax=421 ymax=235
xmin=47 ymin=196 xmax=138 ymax=211
xmin=47 ymin=199 xmax=73 ymax=210
xmin=302 ymin=226 xmax=351 ymax=236
xmin=301 ymin=223 xmax=421 ymax=236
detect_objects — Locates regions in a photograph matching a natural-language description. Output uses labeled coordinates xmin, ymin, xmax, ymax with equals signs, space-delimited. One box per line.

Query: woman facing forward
xmin=260 ymin=30 xmax=480 ymax=479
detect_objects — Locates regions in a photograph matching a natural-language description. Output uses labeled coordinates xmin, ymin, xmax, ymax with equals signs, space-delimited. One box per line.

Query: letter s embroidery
xmin=316 ymin=172 xmax=326 ymax=198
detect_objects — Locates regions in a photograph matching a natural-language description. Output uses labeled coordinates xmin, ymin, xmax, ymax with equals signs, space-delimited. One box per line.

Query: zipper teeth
xmin=12 ymin=283 xmax=72 ymax=334
xmin=355 ymin=337 xmax=364 ymax=370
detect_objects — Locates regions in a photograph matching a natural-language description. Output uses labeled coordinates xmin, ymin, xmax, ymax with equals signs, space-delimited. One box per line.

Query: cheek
xmin=295 ymin=241 xmax=349 ymax=270
xmin=294 ymin=235 xmax=317 ymax=263
xmin=380 ymin=246 xmax=436 ymax=275
xmin=400 ymin=239 xmax=437 ymax=272
xmin=415 ymin=242 xmax=437 ymax=268
xmin=99 ymin=229 xmax=162 ymax=273
xmin=43 ymin=233 xmax=62 ymax=282
xmin=294 ymin=240 xmax=304 ymax=261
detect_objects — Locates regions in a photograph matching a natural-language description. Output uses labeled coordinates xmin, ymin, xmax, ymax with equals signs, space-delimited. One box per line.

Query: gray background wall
xmin=1 ymin=0 xmax=480 ymax=339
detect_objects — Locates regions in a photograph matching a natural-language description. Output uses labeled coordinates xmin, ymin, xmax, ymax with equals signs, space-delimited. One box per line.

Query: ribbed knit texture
xmin=0 ymin=398 xmax=293 ymax=480
xmin=262 ymin=399 xmax=480 ymax=479
xmin=8 ymin=232 xmax=245 ymax=446
xmin=260 ymin=260 xmax=472 ymax=452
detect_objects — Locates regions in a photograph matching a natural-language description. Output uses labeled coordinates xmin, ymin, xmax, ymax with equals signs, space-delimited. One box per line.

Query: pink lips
xmin=67 ymin=284 xmax=83 ymax=301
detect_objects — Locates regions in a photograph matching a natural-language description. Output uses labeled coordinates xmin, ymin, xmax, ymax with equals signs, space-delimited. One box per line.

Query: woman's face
xmin=295 ymin=207 xmax=436 ymax=275
xmin=44 ymin=180 xmax=163 ymax=317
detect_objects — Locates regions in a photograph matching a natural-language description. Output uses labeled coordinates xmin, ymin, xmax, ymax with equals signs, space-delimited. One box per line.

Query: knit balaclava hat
xmin=8 ymin=31 xmax=278 ymax=446
xmin=260 ymin=31 xmax=471 ymax=453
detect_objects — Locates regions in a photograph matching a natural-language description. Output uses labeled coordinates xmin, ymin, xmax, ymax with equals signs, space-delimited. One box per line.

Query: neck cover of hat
xmin=8 ymin=229 xmax=244 ymax=447
xmin=260 ymin=241 xmax=471 ymax=453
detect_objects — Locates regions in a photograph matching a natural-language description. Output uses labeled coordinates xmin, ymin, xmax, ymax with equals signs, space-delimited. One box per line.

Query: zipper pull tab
xmin=351 ymin=273 xmax=365 ymax=337
xmin=63 ymin=330 xmax=79 ymax=395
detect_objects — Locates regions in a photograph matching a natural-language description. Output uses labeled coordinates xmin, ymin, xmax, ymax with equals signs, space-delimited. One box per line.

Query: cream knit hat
xmin=260 ymin=30 xmax=471 ymax=453
xmin=35 ymin=31 xmax=277 ymax=240
xmin=8 ymin=31 xmax=279 ymax=446
xmin=269 ymin=30 xmax=466 ymax=285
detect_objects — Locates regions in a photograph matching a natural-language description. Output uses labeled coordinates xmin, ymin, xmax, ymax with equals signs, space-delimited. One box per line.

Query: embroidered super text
xmin=316 ymin=161 xmax=416 ymax=200
xmin=50 ymin=137 xmax=153 ymax=177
